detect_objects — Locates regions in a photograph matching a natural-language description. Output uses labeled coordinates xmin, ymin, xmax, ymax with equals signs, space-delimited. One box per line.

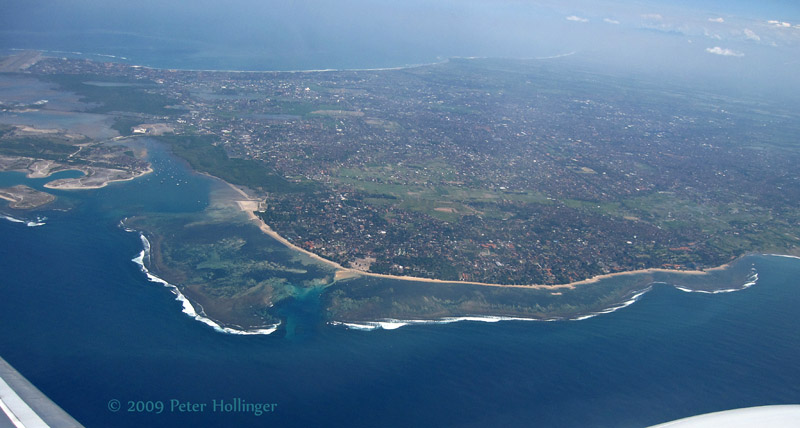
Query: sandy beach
xmin=235 ymin=198 xmax=350 ymax=271
xmin=228 ymin=182 xmax=732 ymax=291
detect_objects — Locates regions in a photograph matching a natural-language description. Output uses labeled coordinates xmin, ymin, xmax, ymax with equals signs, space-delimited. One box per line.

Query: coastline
xmin=43 ymin=166 xmax=153 ymax=190
xmin=128 ymin=229 xmax=279 ymax=335
xmin=325 ymin=266 xmax=758 ymax=331
xmin=227 ymin=181 xmax=735 ymax=292
xmin=129 ymin=58 xmax=451 ymax=75
xmin=0 ymin=185 xmax=55 ymax=209
xmin=328 ymin=286 xmax=655 ymax=330
xmin=1 ymin=153 xmax=154 ymax=191
xmin=20 ymin=48 xmax=576 ymax=75
xmin=229 ymin=186 xmax=349 ymax=271
xmin=5 ymin=51 xmax=780 ymax=292
xmin=15 ymin=47 xmax=450 ymax=75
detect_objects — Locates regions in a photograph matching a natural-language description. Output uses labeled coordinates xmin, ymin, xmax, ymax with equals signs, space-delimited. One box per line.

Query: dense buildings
xmin=20 ymin=56 xmax=800 ymax=285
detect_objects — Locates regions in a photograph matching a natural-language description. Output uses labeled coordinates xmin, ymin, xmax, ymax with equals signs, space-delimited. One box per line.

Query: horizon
xmin=2 ymin=2 xmax=800 ymax=427
xmin=1 ymin=0 xmax=798 ymax=104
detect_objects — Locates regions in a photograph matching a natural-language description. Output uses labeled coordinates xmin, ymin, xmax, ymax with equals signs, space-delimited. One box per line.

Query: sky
xmin=1 ymin=0 xmax=798 ymax=100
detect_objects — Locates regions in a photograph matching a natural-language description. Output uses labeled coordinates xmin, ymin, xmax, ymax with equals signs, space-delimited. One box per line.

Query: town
xmin=20 ymin=55 xmax=800 ymax=285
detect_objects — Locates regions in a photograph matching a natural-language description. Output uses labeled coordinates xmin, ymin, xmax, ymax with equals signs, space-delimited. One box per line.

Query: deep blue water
xmin=1 ymin=142 xmax=799 ymax=427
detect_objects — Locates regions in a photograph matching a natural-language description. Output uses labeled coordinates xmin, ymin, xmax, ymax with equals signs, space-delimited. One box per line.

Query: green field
xmin=336 ymin=163 xmax=550 ymax=222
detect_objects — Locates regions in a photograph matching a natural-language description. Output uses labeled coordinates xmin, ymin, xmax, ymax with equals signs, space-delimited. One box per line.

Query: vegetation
xmin=156 ymin=135 xmax=315 ymax=193
xmin=111 ymin=116 xmax=145 ymax=136
xmin=11 ymin=54 xmax=797 ymax=324
xmin=0 ymin=136 xmax=77 ymax=160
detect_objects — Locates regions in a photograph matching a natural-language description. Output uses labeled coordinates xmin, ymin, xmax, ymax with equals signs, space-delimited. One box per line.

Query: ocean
xmin=1 ymin=142 xmax=798 ymax=427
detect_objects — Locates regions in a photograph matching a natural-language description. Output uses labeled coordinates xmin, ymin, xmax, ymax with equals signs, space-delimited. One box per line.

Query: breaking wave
xmin=675 ymin=268 xmax=758 ymax=294
xmin=128 ymin=230 xmax=278 ymax=335
xmin=1 ymin=214 xmax=46 ymax=227
xmin=332 ymin=266 xmax=764 ymax=332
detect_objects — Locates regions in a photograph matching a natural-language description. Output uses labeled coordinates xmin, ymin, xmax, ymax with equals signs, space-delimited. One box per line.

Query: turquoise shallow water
xmin=1 ymin=142 xmax=798 ymax=427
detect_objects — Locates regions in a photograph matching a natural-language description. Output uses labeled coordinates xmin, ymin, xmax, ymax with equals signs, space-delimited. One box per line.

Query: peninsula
xmin=1 ymin=52 xmax=797 ymax=327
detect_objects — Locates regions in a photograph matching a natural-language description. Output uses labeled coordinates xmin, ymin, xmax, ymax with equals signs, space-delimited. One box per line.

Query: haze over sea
xmin=1 ymin=1 xmax=800 ymax=426
xmin=2 ymin=0 xmax=799 ymax=102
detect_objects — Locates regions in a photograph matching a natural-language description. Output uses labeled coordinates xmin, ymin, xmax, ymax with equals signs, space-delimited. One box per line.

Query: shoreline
xmin=227 ymin=181 xmax=736 ymax=291
xmin=128 ymin=229 xmax=279 ymax=335
xmin=0 ymin=185 xmax=55 ymax=209
xmin=1 ymin=153 xmax=154 ymax=191
xmin=327 ymin=267 xmax=759 ymax=330
xmin=18 ymin=49 xmax=574 ymax=76
xmin=20 ymin=48 xmax=450 ymax=75
xmin=233 ymin=196 xmax=350 ymax=272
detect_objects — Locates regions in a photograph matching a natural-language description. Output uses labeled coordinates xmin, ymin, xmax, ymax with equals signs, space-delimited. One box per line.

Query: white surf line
xmin=766 ymin=254 xmax=800 ymax=260
xmin=128 ymin=231 xmax=279 ymax=335
xmin=0 ymin=373 xmax=50 ymax=428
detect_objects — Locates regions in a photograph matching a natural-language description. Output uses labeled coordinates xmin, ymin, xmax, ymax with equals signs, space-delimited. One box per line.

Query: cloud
xmin=603 ymin=18 xmax=620 ymax=25
xmin=767 ymin=20 xmax=792 ymax=28
xmin=743 ymin=28 xmax=760 ymax=41
xmin=706 ymin=46 xmax=744 ymax=57
xmin=708 ymin=17 xmax=724 ymax=23
xmin=566 ymin=15 xmax=589 ymax=23
xmin=703 ymin=29 xmax=721 ymax=40
xmin=642 ymin=14 xmax=663 ymax=21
